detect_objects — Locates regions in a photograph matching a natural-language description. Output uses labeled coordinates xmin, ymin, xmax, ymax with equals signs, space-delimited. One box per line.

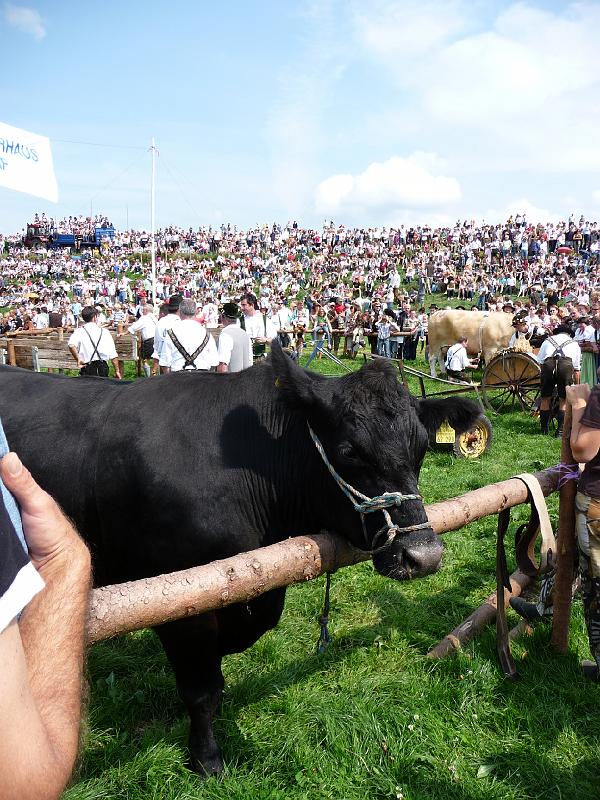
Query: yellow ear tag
xmin=435 ymin=421 xmax=455 ymax=444
xmin=275 ymin=377 xmax=280 ymax=388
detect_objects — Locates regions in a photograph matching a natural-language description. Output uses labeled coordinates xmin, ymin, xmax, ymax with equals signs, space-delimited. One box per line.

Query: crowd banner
xmin=0 ymin=121 xmax=58 ymax=202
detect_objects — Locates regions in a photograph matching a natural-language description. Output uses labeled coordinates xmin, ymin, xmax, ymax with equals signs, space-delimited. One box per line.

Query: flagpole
xmin=150 ymin=137 xmax=157 ymax=304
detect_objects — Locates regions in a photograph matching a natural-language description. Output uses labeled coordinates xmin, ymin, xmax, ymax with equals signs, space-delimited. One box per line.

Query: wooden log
xmin=87 ymin=466 xmax=559 ymax=643
xmin=425 ymin=466 xmax=558 ymax=534
xmin=87 ymin=534 xmax=364 ymax=643
xmin=551 ymin=406 xmax=578 ymax=652
xmin=427 ymin=570 xmax=531 ymax=658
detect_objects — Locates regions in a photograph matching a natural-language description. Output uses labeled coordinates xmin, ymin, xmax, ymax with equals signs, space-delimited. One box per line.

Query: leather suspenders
xmin=167 ymin=328 xmax=209 ymax=370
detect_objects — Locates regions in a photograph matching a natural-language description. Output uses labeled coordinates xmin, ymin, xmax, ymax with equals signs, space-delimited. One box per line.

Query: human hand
xmin=566 ymin=383 xmax=591 ymax=408
xmin=0 ymin=453 xmax=89 ymax=574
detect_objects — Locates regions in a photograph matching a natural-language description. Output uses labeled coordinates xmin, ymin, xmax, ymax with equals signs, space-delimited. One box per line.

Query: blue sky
xmin=1 ymin=0 xmax=600 ymax=233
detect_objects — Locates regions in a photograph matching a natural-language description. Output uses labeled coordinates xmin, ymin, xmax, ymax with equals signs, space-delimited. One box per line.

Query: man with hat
xmin=536 ymin=323 xmax=581 ymax=435
xmin=508 ymin=310 xmax=532 ymax=348
xmin=68 ymin=305 xmax=121 ymax=378
xmin=127 ymin=304 xmax=157 ymax=377
xmin=217 ymin=303 xmax=253 ymax=373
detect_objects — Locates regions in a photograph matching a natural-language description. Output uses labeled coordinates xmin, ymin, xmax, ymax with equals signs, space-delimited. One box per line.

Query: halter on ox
xmin=307 ymin=422 xmax=433 ymax=651
xmin=307 ymin=423 xmax=431 ymax=555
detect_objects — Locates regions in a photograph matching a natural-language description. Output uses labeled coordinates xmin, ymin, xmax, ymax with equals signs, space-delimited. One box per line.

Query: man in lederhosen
xmin=68 ymin=306 xmax=121 ymax=379
xmin=127 ymin=304 xmax=157 ymax=377
xmin=159 ymin=299 xmax=219 ymax=373
xmin=535 ymin=323 xmax=581 ymax=436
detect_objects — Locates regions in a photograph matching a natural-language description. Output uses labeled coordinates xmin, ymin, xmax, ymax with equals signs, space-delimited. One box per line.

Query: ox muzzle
xmin=371 ymin=523 xmax=443 ymax=581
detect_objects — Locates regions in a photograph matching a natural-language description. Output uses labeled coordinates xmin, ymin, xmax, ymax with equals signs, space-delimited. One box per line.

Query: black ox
xmin=0 ymin=343 xmax=480 ymax=775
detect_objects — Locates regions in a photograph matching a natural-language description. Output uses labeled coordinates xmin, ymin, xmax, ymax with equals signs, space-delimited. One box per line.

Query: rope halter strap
xmin=307 ymin=423 xmax=431 ymax=554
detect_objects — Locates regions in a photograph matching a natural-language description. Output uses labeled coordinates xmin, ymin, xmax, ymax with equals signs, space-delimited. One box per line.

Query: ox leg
xmin=429 ymin=352 xmax=439 ymax=378
xmin=216 ymin=588 xmax=287 ymax=655
xmin=155 ymin=615 xmax=225 ymax=776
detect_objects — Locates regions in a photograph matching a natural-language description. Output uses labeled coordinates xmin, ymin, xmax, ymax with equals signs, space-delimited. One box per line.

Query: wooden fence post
xmin=7 ymin=339 xmax=16 ymax=366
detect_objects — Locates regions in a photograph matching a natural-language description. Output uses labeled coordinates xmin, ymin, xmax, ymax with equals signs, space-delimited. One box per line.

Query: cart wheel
xmin=453 ymin=414 xmax=493 ymax=459
xmin=482 ymin=350 xmax=541 ymax=413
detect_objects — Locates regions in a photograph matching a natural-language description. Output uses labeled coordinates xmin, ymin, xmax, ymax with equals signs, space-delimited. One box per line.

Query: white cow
xmin=427 ymin=310 xmax=514 ymax=376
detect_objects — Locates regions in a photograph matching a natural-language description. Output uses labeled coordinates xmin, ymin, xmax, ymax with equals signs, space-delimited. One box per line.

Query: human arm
xmin=68 ymin=344 xmax=83 ymax=368
xmin=567 ymin=383 xmax=600 ymax=462
xmin=111 ymin=357 xmax=122 ymax=380
xmin=216 ymin=329 xmax=232 ymax=373
xmin=0 ymin=453 xmax=91 ymax=800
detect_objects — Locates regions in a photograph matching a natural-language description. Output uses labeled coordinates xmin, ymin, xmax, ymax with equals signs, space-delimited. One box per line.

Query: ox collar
xmin=307 ymin=423 xmax=431 ymax=554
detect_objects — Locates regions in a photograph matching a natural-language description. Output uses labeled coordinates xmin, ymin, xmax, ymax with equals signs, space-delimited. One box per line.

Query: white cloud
xmin=352 ymin=1 xmax=600 ymax=174
xmin=315 ymin=152 xmax=461 ymax=217
xmin=4 ymin=3 xmax=46 ymax=40
xmin=592 ymin=190 xmax=600 ymax=207
xmin=354 ymin=0 xmax=471 ymax=60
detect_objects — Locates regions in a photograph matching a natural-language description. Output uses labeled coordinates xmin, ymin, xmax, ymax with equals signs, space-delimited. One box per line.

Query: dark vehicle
xmin=23 ymin=223 xmax=115 ymax=251
xmin=23 ymin=222 xmax=52 ymax=247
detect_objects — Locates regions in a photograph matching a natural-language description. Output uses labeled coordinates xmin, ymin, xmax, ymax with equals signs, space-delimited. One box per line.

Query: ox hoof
xmin=189 ymin=741 xmax=224 ymax=778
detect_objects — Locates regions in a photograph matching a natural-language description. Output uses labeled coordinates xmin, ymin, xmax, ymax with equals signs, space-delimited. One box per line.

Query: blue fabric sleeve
xmin=0 ymin=421 xmax=27 ymax=553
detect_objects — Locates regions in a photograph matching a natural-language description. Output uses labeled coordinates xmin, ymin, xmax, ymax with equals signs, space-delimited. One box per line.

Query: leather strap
xmin=497 ymin=508 xmax=518 ymax=680
xmin=495 ymin=472 xmax=555 ymax=679
xmin=513 ymin=472 xmax=556 ymax=575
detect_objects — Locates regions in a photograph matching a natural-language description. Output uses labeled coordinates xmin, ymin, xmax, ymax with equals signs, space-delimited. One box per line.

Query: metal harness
xmin=307 ymin=423 xmax=431 ymax=554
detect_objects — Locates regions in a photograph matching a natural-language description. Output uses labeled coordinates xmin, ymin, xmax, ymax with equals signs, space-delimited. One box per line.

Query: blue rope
xmin=307 ymin=424 xmax=431 ymax=553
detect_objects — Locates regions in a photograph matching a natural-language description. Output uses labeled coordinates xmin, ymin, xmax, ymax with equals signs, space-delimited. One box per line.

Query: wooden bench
xmin=0 ymin=331 xmax=138 ymax=372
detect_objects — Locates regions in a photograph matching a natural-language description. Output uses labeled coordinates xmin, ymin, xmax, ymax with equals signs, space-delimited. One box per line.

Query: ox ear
xmin=270 ymin=340 xmax=331 ymax=422
xmin=417 ymin=397 xmax=482 ymax=438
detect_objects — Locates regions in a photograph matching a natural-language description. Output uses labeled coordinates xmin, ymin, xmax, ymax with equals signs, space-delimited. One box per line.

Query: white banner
xmin=0 ymin=121 xmax=58 ymax=202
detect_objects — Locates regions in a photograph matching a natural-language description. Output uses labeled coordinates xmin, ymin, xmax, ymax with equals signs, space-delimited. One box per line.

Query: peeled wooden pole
xmin=427 ymin=570 xmax=532 ymax=658
xmin=87 ymin=466 xmax=559 ymax=644
xmin=551 ymin=406 xmax=578 ymax=652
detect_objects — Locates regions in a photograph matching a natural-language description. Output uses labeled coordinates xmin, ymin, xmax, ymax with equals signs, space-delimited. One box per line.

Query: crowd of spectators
xmin=0 ymin=212 xmax=599 ymax=358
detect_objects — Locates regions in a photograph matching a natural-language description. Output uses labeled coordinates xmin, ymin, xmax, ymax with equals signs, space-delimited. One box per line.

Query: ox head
xmin=270 ymin=342 xmax=481 ymax=581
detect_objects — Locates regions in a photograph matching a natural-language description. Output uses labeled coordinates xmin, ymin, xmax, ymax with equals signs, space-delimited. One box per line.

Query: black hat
xmin=554 ymin=323 xmax=573 ymax=335
xmin=167 ymin=294 xmax=182 ymax=311
xmin=512 ymin=311 xmax=528 ymax=326
xmin=222 ymin=302 xmax=240 ymax=319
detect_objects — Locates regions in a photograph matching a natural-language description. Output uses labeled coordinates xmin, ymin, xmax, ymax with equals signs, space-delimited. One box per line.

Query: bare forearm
xmin=19 ymin=542 xmax=91 ymax=788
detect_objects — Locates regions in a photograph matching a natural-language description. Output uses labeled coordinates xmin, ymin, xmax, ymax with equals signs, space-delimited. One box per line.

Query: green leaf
xmin=477 ymin=764 xmax=495 ymax=778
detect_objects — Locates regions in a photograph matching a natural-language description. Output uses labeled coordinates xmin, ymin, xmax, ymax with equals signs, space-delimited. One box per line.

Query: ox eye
xmin=338 ymin=443 xmax=359 ymax=462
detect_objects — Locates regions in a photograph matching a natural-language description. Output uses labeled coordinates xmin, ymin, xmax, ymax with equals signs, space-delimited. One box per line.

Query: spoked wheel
xmin=482 ymin=350 xmax=541 ymax=413
xmin=453 ymin=414 xmax=493 ymax=459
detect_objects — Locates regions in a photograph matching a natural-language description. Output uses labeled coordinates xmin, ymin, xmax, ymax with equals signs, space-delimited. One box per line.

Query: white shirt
xmin=536 ymin=334 xmax=581 ymax=370
xmin=159 ymin=318 xmax=218 ymax=371
xmin=242 ymin=312 xmax=277 ymax=340
xmin=217 ymin=325 xmax=253 ymax=369
xmin=152 ymin=312 xmax=179 ymax=359
xmin=446 ymin=343 xmax=471 ymax=371
xmin=128 ymin=313 xmax=157 ymax=341
xmin=271 ymin=307 xmax=292 ymax=331
xmin=68 ymin=322 xmax=118 ymax=362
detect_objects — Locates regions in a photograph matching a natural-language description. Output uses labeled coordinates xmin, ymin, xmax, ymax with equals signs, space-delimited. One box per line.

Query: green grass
xmin=63 ymin=347 xmax=600 ymax=800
